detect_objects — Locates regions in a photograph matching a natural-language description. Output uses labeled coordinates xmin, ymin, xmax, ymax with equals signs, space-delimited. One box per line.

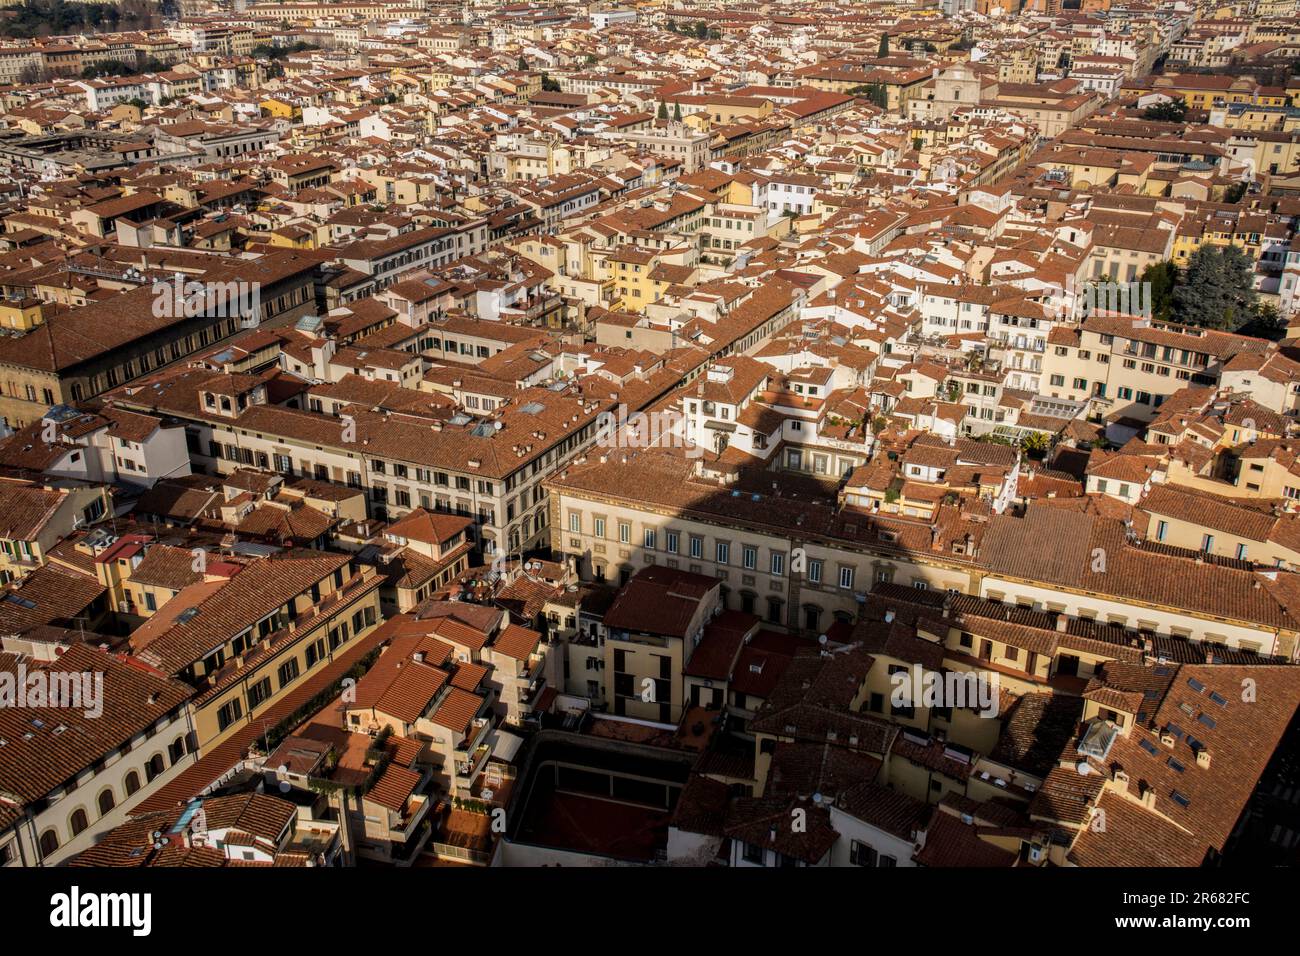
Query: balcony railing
xmin=522 ymin=675 xmax=548 ymax=705
xmin=456 ymin=743 xmax=491 ymax=780
xmin=456 ymin=716 xmax=491 ymax=754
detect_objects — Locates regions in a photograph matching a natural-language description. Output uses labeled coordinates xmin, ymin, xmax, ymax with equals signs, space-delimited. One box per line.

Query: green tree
xmin=81 ymin=59 xmax=132 ymax=79
xmin=673 ymin=102 xmax=682 ymax=121
xmin=1235 ymin=302 xmax=1287 ymax=341
xmin=1172 ymin=244 xmax=1257 ymax=331
xmin=517 ymin=55 xmax=527 ymax=70
xmin=878 ymin=33 xmax=889 ymax=58
xmin=1139 ymin=260 xmax=1177 ymax=322
xmin=657 ymin=101 xmax=668 ymax=120
xmin=694 ymin=20 xmax=708 ymax=39
xmin=1224 ymin=181 xmax=1248 ymax=203
xmin=1143 ymin=99 xmax=1188 ymax=122
xmin=848 ymin=82 xmax=888 ymax=109
xmin=540 ymin=72 xmax=561 ymax=92
xmin=1020 ymin=431 xmax=1051 ymax=460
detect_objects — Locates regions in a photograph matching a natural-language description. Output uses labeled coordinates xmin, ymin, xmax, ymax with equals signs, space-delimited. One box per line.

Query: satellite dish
xmin=1076 ymin=761 xmax=1092 ymax=776
xmin=481 ymin=788 xmax=494 ymax=800
xmin=818 ymin=633 xmax=828 ymax=645
xmin=812 ymin=792 xmax=823 ymax=805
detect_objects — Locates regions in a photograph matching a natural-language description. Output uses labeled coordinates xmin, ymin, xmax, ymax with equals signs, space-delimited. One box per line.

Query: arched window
xmin=97 ymin=789 xmax=116 ymax=816
xmin=168 ymin=736 xmax=186 ymax=765
xmin=38 ymin=830 xmax=59 ymax=858
xmin=767 ymin=597 xmax=784 ymax=625
xmin=124 ymin=771 xmax=141 ymax=796
xmin=144 ymin=754 xmax=165 ymax=783
xmin=69 ymin=809 xmax=89 ymax=836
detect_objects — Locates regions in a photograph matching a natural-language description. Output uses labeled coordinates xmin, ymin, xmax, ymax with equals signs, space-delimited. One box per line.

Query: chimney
xmin=1195 ymin=749 xmax=1211 ymax=769
xmin=1112 ymin=768 xmax=1129 ymax=795
xmin=1054 ymin=613 xmax=1067 ymax=632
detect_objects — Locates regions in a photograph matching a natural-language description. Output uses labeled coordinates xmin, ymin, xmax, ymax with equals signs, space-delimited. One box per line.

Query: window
xmin=838 ymin=566 xmax=855 ymax=590
xmin=716 ymin=541 xmax=730 ymax=564
xmin=594 ymin=518 xmax=606 ymax=538
xmin=569 ymin=513 xmax=581 ymax=533
xmin=277 ymin=657 xmax=300 ymax=689
xmin=770 ymin=552 xmax=785 ymax=576
xmin=144 ymin=753 xmax=165 ymax=783
xmin=644 ymin=528 xmax=657 ymax=550
xmin=124 ymin=771 xmax=141 ymax=796
xmin=767 ymin=597 xmax=783 ymax=624
xmin=743 ymin=546 xmax=757 ymax=570
xmin=98 ymin=789 xmax=115 ymax=816
xmin=808 ymin=559 xmax=822 ymax=584
xmin=666 ymin=531 xmax=680 ymax=554
xmin=217 ymin=697 xmax=242 ymax=731
xmin=619 ymin=522 xmax=631 ymax=545
xmin=247 ymin=677 xmax=272 ymax=710
xmin=850 ymin=841 xmax=879 ymax=866
xmin=67 ymin=808 xmax=89 ymax=837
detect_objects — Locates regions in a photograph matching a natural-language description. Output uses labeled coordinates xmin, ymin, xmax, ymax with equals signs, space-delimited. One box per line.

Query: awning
xmin=487 ymin=727 xmax=524 ymax=762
